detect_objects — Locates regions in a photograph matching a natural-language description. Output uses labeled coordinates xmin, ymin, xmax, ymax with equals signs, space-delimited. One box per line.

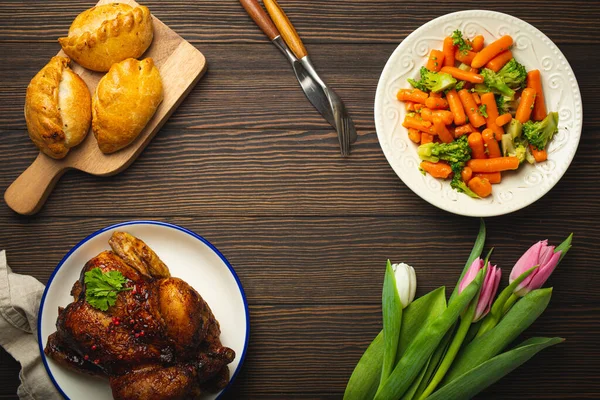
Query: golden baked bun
xmin=92 ymin=58 xmax=163 ymax=154
xmin=59 ymin=3 xmax=153 ymax=72
xmin=25 ymin=56 xmax=92 ymax=159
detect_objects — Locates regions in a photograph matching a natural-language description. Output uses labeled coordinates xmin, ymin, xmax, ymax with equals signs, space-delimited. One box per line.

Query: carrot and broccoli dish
xmin=397 ymin=30 xmax=559 ymax=198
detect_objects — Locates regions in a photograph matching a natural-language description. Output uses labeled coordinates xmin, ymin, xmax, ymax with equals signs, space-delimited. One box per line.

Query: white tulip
xmin=392 ymin=263 xmax=417 ymax=308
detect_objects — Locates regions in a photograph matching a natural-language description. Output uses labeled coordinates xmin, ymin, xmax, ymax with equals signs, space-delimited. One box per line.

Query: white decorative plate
xmin=38 ymin=221 xmax=249 ymax=400
xmin=374 ymin=10 xmax=582 ymax=216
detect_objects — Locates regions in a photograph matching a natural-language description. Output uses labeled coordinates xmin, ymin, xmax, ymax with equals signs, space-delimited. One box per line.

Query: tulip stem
xmin=416 ymin=312 xmax=473 ymax=399
xmin=417 ymin=267 xmax=486 ymax=400
xmin=502 ymin=293 xmax=519 ymax=315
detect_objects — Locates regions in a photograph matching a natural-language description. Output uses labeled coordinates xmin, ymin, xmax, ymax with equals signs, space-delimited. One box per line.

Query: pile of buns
xmin=25 ymin=2 xmax=164 ymax=159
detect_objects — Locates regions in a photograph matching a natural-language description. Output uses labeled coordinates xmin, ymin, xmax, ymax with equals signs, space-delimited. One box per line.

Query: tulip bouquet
xmin=344 ymin=220 xmax=572 ymax=400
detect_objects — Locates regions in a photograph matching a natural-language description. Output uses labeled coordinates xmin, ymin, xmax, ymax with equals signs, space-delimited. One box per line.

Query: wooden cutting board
xmin=4 ymin=0 xmax=206 ymax=215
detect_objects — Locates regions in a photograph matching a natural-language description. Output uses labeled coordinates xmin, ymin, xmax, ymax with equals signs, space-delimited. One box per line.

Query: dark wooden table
xmin=1 ymin=1 xmax=599 ymax=399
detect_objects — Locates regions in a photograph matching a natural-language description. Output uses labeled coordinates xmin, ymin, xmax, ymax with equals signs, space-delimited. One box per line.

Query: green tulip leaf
xmin=556 ymin=233 xmax=573 ymax=262
xmin=343 ymin=287 xmax=447 ymax=400
xmin=444 ymin=287 xmax=553 ymax=384
xmin=374 ymin=269 xmax=484 ymax=400
xmin=381 ymin=260 xmax=403 ymax=385
xmin=427 ymin=337 xmax=563 ymax=400
xmin=449 ymin=219 xmax=486 ymax=304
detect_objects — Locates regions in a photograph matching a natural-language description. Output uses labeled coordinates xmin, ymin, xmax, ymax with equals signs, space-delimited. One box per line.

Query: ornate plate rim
xmin=374 ymin=10 xmax=583 ymax=217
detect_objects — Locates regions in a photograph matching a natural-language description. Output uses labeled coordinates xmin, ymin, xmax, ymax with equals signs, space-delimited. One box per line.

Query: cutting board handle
xmin=4 ymin=153 xmax=68 ymax=215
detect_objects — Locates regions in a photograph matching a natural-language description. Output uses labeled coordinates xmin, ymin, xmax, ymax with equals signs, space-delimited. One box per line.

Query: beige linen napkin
xmin=0 ymin=250 xmax=61 ymax=399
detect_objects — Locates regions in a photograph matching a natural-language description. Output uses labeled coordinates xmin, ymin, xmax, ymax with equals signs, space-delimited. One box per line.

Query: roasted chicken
xmin=45 ymin=232 xmax=235 ymax=400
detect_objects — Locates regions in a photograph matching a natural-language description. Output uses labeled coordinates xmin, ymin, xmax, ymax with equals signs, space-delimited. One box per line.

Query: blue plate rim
xmin=37 ymin=220 xmax=250 ymax=400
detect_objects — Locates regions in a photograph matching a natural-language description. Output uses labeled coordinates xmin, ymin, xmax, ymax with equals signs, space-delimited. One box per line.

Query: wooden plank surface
xmin=1 ymin=0 xmax=599 ymax=399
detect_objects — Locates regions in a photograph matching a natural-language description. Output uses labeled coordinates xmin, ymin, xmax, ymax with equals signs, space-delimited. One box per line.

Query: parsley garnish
xmin=479 ymin=104 xmax=488 ymax=118
xmin=451 ymin=30 xmax=472 ymax=55
xmin=84 ymin=268 xmax=132 ymax=311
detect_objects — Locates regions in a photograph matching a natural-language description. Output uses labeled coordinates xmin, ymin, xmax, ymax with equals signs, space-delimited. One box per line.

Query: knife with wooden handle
xmin=239 ymin=0 xmax=356 ymax=156
xmin=262 ymin=0 xmax=357 ymax=154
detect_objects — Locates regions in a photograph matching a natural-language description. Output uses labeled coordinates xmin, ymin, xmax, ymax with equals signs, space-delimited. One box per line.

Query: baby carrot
xmin=471 ymin=35 xmax=514 ymax=68
xmin=430 ymin=91 xmax=442 ymax=98
xmin=446 ymin=89 xmax=467 ymax=126
xmin=455 ymin=123 xmax=474 ymax=137
xmin=443 ymin=36 xmax=455 ymax=67
xmin=405 ymin=101 xmax=415 ymax=111
xmin=420 ymin=161 xmax=452 ymax=179
xmin=480 ymin=92 xmax=504 ymax=140
xmin=403 ymin=115 xmax=434 ymax=133
xmin=474 ymin=172 xmax=502 ymax=184
xmin=420 ymin=108 xmax=433 ymax=121
xmin=455 ymin=50 xmax=477 ymax=66
xmin=468 ymin=131 xmax=487 ymax=159
xmin=421 ymin=132 xmax=434 ymax=144
xmin=530 ymin=144 xmax=548 ymax=162
xmin=485 ymin=50 xmax=513 ymax=72
xmin=421 ymin=108 xmax=453 ymax=125
xmin=482 ymin=128 xmax=502 ymax=158
xmin=441 ymin=66 xmax=484 ymax=84
xmin=434 ymin=110 xmax=454 ymax=125
xmin=467 ymin=157 xmax=520 ymax=173
xmin=426 ymin=49 xmax=445 ymax=72
xmin=458 ymin=89 xmax=486 ymax=128
xmin=515 ymin=88 xmax=537 ymax=123
xmin=425 ymin=97 xmax=449 ymax=110
xmin=397 ymin=88 xmax=429 ymax=104
xmin=469 ymin=67 xmax=479 ymax=74
xmin=461 ymin=166 xmax=473 ymax=183
xmin=408 ymin=128 xmax=422 ymax=144
xmin=472 ymin=92 xmax=481 ymax=105
xmin=527 ymin=70 xmax=547 ymax=121
xmin=495 ymin=113 xmax=512 ymax=127
xmin=414 ymin=103 xmax=424 ymax=111
xmin=433 ymin=117 xmax=454 ymax=143
xmin=468 ymin=177 xmax=493 ymax=197
xmin=472 ymin=35 xmax=485 ymax=52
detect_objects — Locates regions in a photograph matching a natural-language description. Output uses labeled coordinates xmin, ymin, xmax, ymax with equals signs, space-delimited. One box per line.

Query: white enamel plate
xmin=38 ymin=221 xmax=249 ymax=399
xmin=375 ymin=10 xmax=582 ymax=216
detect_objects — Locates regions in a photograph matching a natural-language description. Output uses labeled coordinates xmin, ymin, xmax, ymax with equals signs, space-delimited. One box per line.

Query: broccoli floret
xmin=497 ymin=59 xmax=527 ymax=90
xmin=449 ymin=163 xmax=478 ymax=198
xmin=496 ymin=94 xmax=518 ymax=115
xmin=505 ymin=118 xmax=523 ymax=139
xmin=408 ymin=67 xmax=457 ymax=93
xmin=479 ymin=104 xmax=488 ymax=118
xmin=451 ymin=175 xmax=480 ymax=198
xmin=471 ymin=84 xmax=491 ymax=95
xmin=452 ymin=30 xmax=472 ymax=54
xmin=523 ymin=112 xmax=559 ymax=150
xmin=417 ymin=135 xmax=471 ymax=164
xmin=501 ymin=133 xmax=527 ymax=163
xmin=481 ymin=68 xmax=515 ymax=98
xmin=455 ymin=81 xmax=466 ymax=91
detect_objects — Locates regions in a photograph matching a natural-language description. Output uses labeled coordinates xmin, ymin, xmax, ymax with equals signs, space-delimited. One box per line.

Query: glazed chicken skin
xmin=45 ymin=232 xmax=235 ymax=400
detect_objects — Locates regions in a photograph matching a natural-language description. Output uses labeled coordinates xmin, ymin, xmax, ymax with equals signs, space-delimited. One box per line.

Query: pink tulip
xmin=509 ymin=240 xmax=562 ymax=297
xmin=473 ymin=264 xmax=501 ymax=322
xmin=458 ymin=258 xmax=484 ymax=294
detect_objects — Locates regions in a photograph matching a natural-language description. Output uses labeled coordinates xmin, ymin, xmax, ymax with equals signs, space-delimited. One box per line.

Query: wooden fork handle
xmin=263 ymin=0 xmax=308 ymax=59
xmin=4 ymin=153 xmax=68 ymax=215
xmin=239 ymin=0 xmax=279 ymax=40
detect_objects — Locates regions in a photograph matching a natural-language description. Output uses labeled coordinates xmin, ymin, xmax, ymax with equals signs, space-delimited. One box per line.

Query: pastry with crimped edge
xmin=92 ymin=57 xmax=163 ymax=154
xmin=59 ymin=3 xmax=154 ymax=72
xmin=25 ymin=56 xmax=92 ymax=159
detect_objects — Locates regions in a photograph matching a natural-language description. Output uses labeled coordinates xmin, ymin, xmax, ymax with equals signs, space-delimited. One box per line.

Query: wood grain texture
xmin=0 ymin=1 xmax=599 ymax=44
xmin=1 ymin=0 xmax=599 ymax=399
